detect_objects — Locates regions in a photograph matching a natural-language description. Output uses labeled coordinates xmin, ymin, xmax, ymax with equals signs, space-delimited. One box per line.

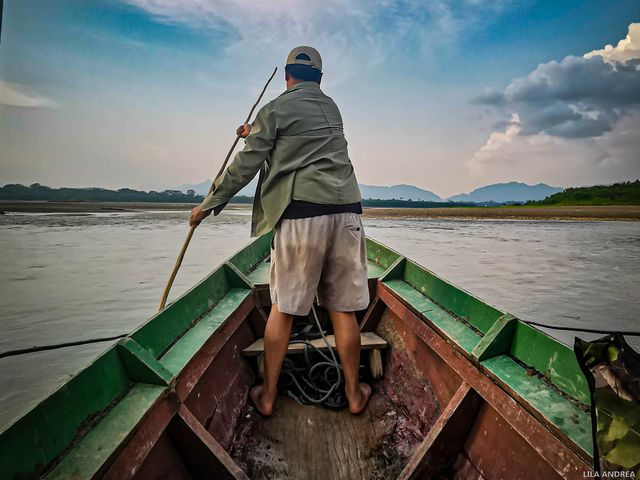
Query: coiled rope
xmin=278 ymin=305 xmax=347 ymax=409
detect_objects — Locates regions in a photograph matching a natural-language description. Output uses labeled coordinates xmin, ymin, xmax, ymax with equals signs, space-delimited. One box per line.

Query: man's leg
xmin=250 ymin=303 xmax=294 ymax=416
xmin=329 ymin=311 xmax=372 ymax=414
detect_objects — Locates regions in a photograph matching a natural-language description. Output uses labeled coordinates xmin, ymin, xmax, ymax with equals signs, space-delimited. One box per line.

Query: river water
xmin=1 ymin=208 xmax=639 ymax=430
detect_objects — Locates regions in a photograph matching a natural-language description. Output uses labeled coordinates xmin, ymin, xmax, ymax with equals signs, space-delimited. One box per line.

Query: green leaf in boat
xmin=604 ymin=432 xmax=640 ymax=470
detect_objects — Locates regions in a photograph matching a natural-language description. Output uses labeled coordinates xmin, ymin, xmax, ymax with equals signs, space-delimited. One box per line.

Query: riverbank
xmin=2 ymin=201 xmax=640 ymax=221
xmin=0 ymin=201 xmax=204 ymax=213
xmin=362 ymin=205 xmax=640 ymax=221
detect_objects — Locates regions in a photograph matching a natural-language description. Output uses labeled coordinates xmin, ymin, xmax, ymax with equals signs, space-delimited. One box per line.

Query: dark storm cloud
xmin=475 ymin=56 xmax=640 ymax=138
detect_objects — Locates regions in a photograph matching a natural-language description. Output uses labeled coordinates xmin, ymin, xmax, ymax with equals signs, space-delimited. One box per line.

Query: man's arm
xmin=189 ymin=105 xmax=276 ymax=226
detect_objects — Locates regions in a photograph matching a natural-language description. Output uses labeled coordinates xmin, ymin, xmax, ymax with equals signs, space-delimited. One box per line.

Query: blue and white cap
xmin=286 ymin=46 xmax=322 ymax=72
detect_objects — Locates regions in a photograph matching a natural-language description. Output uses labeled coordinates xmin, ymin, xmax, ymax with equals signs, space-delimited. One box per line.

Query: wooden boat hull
xmin=0 ymin=233 xmax=594 ymax=479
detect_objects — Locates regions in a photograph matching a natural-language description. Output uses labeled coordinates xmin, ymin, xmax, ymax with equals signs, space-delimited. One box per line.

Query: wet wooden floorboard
xmin=231 ymin=395 xmax=407 ymax=480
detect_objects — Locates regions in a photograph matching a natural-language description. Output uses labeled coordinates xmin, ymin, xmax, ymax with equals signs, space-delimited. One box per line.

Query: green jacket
xmin=200 ymin=81 xmax=361 ymax=237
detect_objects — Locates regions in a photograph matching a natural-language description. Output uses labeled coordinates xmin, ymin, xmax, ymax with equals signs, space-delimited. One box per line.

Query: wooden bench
xmin=242 ymin=332 xmax=388 ymax=379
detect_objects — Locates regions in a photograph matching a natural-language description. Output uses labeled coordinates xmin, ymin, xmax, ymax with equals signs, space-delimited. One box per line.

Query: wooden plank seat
xmin=242 ymin=332 xmax=388 ymax=379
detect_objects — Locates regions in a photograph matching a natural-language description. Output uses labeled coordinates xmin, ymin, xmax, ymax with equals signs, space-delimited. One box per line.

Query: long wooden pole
xmin=158 ymin=67 xmax=278 ymax=312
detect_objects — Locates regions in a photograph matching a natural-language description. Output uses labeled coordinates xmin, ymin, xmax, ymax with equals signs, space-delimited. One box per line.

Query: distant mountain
xmin=358 ymin=184 xmax=441 ymax=201
xmin=170 ymin=179 xmax=562 ymax=204
xmin=447 ymin=182 xmax=563 ymax=203
xmin=174 ymin=178 xmax=257 ymax=197
xmin=173 ymin=180 xmax=441 ymax=202
xmin=173 ymin=180 xmax=210 ymax=195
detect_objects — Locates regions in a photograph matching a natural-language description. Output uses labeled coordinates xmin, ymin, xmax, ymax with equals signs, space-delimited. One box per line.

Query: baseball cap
xmin=286 ymin=46 xmax=322 ymax=72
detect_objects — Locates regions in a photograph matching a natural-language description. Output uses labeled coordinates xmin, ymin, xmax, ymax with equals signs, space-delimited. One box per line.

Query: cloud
xmin=469 ymin=113 xmax=521 ymax=165
xmin=0 ymin=80 xmax=58 ymax=108
xmin=476 ymin=23 xmax=640 ymax=140
xmin=122 ymin=0 xmax=512 ymax=84
xmin=585 ymin=23 xmax=640 ymax=64
xmin=476 ymin=55 xmax=640 ymax=138
xmin=467 ymin=113 xmax=640 ymax=187
xmin=468 ymin=24 xmax=640 ymax=185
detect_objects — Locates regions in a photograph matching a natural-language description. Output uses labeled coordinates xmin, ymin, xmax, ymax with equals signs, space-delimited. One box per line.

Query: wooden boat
xmin=0 ymin=233 xmax=595 ymax=479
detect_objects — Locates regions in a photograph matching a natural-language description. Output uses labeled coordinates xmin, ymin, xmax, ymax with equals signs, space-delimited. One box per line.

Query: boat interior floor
xmin=230 ymin=393 xmax=425 ymax=480
xmin=125 ymin=302 xmax=592 ymax=480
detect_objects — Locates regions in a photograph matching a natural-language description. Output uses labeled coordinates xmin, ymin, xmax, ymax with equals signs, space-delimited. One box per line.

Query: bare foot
xmin=250 ymin=385 xmax=274 ymax=417
xmin=346 ymin=383 xmax=372 ymax=415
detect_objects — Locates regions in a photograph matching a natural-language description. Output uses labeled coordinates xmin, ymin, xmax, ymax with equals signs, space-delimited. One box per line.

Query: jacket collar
xmin=287 ymin=81 xmax=321 ymax=92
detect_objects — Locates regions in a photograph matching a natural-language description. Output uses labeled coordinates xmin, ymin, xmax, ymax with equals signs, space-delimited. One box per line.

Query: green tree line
xmin=6 ymin=181 xmax=637 ymax=207
xmin=0 ymin=183 xmax=207 ymax=203
xmin=0 ymin=183 xmax=475 ymax=208
xmin=527 ymin=180 xmax=640 ymax=206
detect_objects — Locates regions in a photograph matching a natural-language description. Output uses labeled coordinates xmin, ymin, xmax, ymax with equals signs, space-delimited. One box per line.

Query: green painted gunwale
xmin=379 ymin=252 xmax=592 ymax=456
xmin=0 ymin=233 xmax=593 ymax=479
xmin=0 ymin=259 xmax=252 ymax=480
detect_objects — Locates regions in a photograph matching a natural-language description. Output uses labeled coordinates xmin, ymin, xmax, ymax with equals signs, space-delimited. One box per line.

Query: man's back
xmin=260 ymin=82 xmax=362 ymax=225
xmin=200 ymin=80 xmax=361 ymax=237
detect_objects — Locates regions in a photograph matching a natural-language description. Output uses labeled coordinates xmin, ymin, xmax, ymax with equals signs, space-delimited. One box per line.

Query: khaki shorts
xmin=270 ymin=212 xmax=370 ymax=316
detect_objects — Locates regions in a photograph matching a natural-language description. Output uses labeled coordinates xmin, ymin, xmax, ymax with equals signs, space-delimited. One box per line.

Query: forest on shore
xmin=2 ymin=180 xmax=639 ymax=207
xmin=0 ymin=183 xmax=474 ymax=208
xmin=527 ymin=180 xmax=640 ymax=206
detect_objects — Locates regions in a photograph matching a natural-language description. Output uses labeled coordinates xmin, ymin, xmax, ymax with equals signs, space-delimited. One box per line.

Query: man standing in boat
xmin=189 ymin=46 xmax=371 ymax=416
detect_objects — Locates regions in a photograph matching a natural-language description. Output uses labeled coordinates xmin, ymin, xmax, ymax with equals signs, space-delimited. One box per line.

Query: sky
xmin=0 ymin=0 xmax=638 ymax=198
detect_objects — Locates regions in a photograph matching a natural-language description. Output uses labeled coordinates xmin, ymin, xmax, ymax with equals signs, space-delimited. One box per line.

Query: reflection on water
xmin=0 ymin=209 xmax=639 ymax=429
